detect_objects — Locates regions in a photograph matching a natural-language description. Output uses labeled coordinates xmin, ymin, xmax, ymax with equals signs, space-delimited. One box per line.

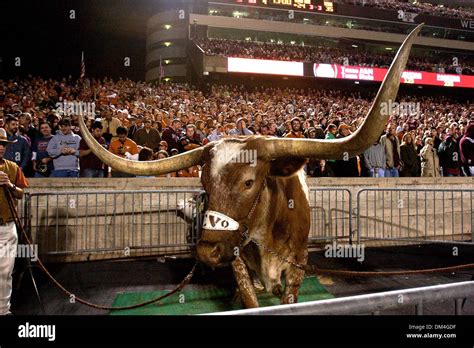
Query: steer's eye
xmin=244 ymin=180 xmax=254 ymax=189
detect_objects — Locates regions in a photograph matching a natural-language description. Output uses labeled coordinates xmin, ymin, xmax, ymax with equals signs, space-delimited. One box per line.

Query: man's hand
xmin=0 ymin=171 xmax=12 ymax=188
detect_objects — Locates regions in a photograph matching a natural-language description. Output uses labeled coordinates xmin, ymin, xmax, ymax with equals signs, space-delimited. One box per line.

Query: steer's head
xmin=78 ymin=25 xmax=423 ymax=267
xmin=196 ymin=138 xmax=307 ymax=267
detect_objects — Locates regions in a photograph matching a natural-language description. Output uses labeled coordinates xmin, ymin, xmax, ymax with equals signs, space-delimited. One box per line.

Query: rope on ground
xmin=5 ymin=187 xmax=197 ymax=312
xmin=305 ymin=263 xmax=474 ymax=277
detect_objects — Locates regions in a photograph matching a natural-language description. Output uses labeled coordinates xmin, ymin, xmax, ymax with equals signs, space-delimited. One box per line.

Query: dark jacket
xmin=438 ymin=136 xmax=461 ymax=176
xmin=161 ymin=126 xmax=181 ymax=151
xmin=460 ymin=124 xmax=474 ymax=176
xmin=400 ymin=143 xmax=419 ymax=177
xmin=334 ymin=134 xmax=359 ymax=177
xmin=4 ymin=133 xmax=31 ymax=172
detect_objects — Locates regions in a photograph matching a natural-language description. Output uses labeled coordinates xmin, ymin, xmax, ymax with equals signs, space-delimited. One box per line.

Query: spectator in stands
xmin=161 ymin=119 xmax=182 ymax=152
xmin=156 ymin=150 xmax=177 ymax=178
xmin=399 ymin=132 xmax=419 ymax=177
xmin=136 ymin=147 xmax=155 ymax=178
xmin=101 ymin=107 xmax=122 ymax=144
xmin=158 ymin=140 xmax=169 ymax=156
xmin=335 ymin=123 xmax=360 ymax=177
xmin=133 ymin=118 xmax=161 ymax=152
xmin=128 ymin=115 xmax=143 ymax=139
xmin=285 ymin=117 xmax=305 ymax=138
xmin=381 ymin=123 xmax=401 ymax=177
xmin=178 ymin=124 xmax=202 ymax=153
xmin=46 ymin=118 xmax=81 ymax=178
xmin=363 ymin=137 xmax=386 ymax=177
xmin=420 ymin=137 xmax=440 ymax=177
xmin=79 ymin=121 xmax=106 ymax=178
xmin=195 ymin=120 xmax=207 ymax=142
xmin=108 ymin=126 xmax=138 ymax=178
xmin=207 ymin=125 xmax=224 ymax=142
xmin=438 ymin=134 xmax=461 ymax=176
xmin=32 ymin=122 xmax=54 ymax=178
xmin=3 ymin=116 xmax=31 ymax=173
xmin=18 ymin=112 xmax=38 ymax=143
xmin=431 ymin=127 xmax=442 ymax=150
xmin=229 ymin=118 xmax=254 ymax=136
xmin=324 ymin=124 xmax=338 ymax=176
xmin=460 ymin=123 xmax=474 ymax=176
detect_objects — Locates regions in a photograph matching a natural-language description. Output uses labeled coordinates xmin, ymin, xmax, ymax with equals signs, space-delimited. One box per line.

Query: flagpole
xmin=80 ymin=51 xmax=85 ymax=80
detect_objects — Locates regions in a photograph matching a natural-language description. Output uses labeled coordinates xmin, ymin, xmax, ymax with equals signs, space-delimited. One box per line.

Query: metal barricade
xmin=24 ymin=189 xmax=205 ymax=257
xmin=21 ymin=187 xmax=474 ymax=260
xmin=356 ymin=189 xmax=474 ymax=244
xmin=308 ymin=188 xmax=353 ymax=243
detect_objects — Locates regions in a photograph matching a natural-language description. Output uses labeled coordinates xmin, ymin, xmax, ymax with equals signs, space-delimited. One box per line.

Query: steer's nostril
xmin=210 ymin=242 xmax=224 ymax=261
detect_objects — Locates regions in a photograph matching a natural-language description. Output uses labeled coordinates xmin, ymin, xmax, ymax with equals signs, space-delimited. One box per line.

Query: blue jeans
xmin=370 ymin=168 xmax=385 ymax=178
xmin=384 ymin=168 xmax=399 ymax=177
xmin=51 ymin=169 xmax=79 ymax=178
xmin=82 ymin=169 xmax=104 ymax=178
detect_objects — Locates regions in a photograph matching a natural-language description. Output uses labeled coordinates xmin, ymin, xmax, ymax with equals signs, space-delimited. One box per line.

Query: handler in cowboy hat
xmin=0 ymin=128 xmax=29 ymax=315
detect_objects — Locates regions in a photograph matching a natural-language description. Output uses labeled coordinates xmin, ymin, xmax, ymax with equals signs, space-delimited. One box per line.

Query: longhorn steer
xmin=197 ymin=140 xmax=310 ymax=307
xmin=79 ymin=24 xmax=423 ymax=308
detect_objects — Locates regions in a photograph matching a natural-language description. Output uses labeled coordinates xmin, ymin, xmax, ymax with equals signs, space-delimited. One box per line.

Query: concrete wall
xmin=25 ymin=176 xmax=474 ymax=193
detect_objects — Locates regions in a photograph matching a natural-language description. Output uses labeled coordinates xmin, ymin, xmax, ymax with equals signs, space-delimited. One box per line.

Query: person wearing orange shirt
xmin=284 ymin=117 xmax=305 ymax=139
xmin=0 ymin=128 xmax=29 ymax=315
xmin=108 ymin=126 xmax=138 ymax=178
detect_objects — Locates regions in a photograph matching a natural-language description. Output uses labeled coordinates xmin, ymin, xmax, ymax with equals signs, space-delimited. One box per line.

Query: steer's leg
xmin=281 ymin=250 xmax=307 ymax=305
xmin=231 ymin=256 xmax=259 ymax=308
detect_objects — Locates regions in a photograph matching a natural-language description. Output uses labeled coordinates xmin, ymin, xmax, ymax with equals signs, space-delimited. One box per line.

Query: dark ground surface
xmin=10 ymin=243 xmax=474 ymax=315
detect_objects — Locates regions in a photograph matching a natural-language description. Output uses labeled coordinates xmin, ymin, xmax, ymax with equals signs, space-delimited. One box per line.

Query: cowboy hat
xmin=0 ymin=128 xmax=16 ymax=144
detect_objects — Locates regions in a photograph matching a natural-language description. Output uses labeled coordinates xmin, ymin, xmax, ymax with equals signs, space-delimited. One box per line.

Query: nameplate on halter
xmin=202 ymin=210 xmax=239 ymax=231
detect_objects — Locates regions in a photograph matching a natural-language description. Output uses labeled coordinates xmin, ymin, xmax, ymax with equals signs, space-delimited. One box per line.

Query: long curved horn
xmin=78 ymin=115 xmax=205 ymax=175
xmin=260 ymin=23 xmax=424 ymax=160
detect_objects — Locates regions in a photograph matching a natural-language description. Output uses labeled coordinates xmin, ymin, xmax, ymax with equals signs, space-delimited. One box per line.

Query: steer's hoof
xmin=272 ymin=284 xmax=283 ymax=297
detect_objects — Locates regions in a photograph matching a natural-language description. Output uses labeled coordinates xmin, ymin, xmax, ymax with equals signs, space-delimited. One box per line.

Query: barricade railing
xmin=23 ymin=189 xmax=205 ymax=257
xmin=19 ymin=187 xmax=473 ymax=259
xmin=356 ymin=189 xmax=474 ymax=244
xmin=308 ymin=188 xmax=353 ymax=243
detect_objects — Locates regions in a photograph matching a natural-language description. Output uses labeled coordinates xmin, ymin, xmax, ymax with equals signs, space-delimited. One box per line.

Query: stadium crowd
xmin=1 ymin=77 xmax=473 ymax=178
xmin=338 ymin=0 xmax=474 ymax=20
xmin=196 ymin=38 xmax=473 ymax=75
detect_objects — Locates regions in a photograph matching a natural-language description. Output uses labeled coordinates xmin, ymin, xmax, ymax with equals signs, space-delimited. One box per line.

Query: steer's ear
xmin=269 ymin=157 xmax=307 ymax=177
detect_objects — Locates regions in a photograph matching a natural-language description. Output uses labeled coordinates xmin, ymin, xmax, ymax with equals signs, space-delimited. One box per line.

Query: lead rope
xmin=4 ymin=187 xmax=197 ymax=311
xmin=244 ymin=230 xmax=474 ymax=276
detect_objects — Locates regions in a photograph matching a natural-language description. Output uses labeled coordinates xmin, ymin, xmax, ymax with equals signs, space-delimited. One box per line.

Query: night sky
xmin=1 ymin=0 xmax=191 ymax=81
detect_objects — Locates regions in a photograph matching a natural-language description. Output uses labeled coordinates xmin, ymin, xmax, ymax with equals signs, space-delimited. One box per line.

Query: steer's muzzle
xmin=196 ymin=237 xmax=235 ymax=267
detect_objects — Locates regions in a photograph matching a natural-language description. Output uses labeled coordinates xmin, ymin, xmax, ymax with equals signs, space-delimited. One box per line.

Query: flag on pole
xmin=159 ymin=56 xmax=164 ymax=84
xmin=80 ymin=51 xmax=85 ymax=79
